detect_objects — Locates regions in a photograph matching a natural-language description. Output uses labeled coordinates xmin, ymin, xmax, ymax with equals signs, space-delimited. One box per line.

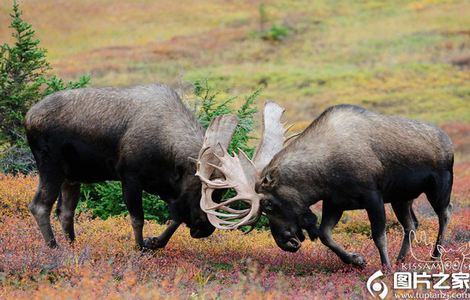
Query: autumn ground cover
xmin=0 ymin=161 xmax=469 ymax=299
xmin=0 ymin=126 xmax=469 ymax=298
xmin=1 ymin=0 xmax=470 ymax=298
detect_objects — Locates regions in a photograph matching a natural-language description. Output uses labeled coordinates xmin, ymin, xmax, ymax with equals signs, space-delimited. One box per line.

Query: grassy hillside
xmin=1 ymin=0 xmax=469 ymax=126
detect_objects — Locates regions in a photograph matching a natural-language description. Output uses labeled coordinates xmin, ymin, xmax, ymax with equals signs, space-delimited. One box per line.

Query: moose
xmin=197 ymin=103 xmax=454 ymax=268
xmin=25 ymin=84 xmax=232 ymax=249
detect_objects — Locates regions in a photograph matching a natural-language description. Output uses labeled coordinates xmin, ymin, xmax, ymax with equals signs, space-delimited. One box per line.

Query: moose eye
xmin=261 ymin=199 xmax=274 ymax=212
xmin=262 ymin=173 xmax=272 ymax=186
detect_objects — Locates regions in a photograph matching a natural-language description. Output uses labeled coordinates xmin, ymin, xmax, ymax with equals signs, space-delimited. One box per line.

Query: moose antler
xmin=196 ymin=102 xmax=287 ymax=230
xmin=252 ymin=102 xmax=286 ymax=170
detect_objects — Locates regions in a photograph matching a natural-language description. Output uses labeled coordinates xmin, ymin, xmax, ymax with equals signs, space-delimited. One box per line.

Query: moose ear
xmin=261 ymin=167 xmax=279 ymax=189
xmin=187 ymin=156 xmax=199 ymax=173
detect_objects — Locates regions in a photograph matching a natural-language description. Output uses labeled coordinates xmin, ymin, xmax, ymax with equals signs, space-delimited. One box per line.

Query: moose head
xmin=195 ymin=102 xmax=317 ymax=251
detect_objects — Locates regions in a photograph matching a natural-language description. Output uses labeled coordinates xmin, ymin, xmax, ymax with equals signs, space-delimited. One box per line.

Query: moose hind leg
xmin=319 ymin=203 xmax=366 ymax=267
xmin=122 ymin=177 xmax=145 ymax=249
xmin=29 ymin=176 xmax=63 ymax=248
xmin=57 ymin=181 xmax=80 ymax=242
xmin=391 ymin=200 xmax=416 ymax=262
xmin=425 ymin=171 xmax=453 ymax=258
xmin=364 ymin=191 xmax=391 ymax=268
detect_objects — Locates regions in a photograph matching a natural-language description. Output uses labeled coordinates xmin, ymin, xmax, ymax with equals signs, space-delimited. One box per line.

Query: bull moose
xmin=25 ymin=84 xmax=229 ymax=249
xmin=197 ymin=103 xmax=453 ymax=268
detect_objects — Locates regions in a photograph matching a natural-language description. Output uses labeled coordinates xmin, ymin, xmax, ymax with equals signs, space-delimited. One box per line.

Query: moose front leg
xmin=122 ymin=178 xmax=145 ymax=249
xmin=319 ymin=202 xmax=367 ymax=267
xmin=143 ymin=220 xmax=181 ymax=249
xmin=122 ymin=178 xmax=181 ymax=250
xmin=299 ymin=210 xmax=320 ymax=240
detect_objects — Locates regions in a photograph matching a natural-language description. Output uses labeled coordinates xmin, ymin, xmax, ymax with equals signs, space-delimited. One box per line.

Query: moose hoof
xmin=396 ymin=256 xmax=406 ymax=264
xmin=47 ymin=239 xmax=58 ymax=249
xmin=349 ymin=253 xmax=367 ymax=267
xmin=142 ymin=237 xmax=166 ymax=250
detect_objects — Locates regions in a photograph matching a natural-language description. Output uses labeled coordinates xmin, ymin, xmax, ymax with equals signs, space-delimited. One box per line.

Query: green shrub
xmin=78 ymin=182 xmax=169 ymax=223
xmin=262 ymin=24 xmax=290 ymax=42
xmin=0 ymin=144 xmax=35 ymax=174
xmin=0 ymin=1 xmax=90 ymax=174
xmin=193 ymin=78 xmax=259 ymax=155
xmin=254 ymin=2 xmax=290 ymax=42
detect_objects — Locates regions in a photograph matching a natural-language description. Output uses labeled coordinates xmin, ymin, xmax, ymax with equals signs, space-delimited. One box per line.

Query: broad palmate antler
xmin=196 ymin=102 xmax=288 ymax=230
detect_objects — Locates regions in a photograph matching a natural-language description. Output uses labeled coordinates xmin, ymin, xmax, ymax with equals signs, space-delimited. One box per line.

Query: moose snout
xmin=275 ymin=229 xmax=303 ymax=252
xmin=286 ymin=238 xmax=301 ymax=251
xmin=189 ymin=218 xmax=216 ymax=238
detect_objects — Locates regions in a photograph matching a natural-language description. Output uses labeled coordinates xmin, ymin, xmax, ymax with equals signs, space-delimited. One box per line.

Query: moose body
xmin=256 ymin=104 xmax=453 ymax=267
xmin=25 ymin=84 xmax=215 ymax=249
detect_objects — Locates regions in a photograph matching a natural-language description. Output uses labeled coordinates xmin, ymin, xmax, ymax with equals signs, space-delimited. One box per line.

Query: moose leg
xmin=391 ymin=200 xmax=416 ymax=262
xmin=432 ymin=205 xmax=451 ymax=258
xmin=29 ymin=175 xmax=63 ymax=248
xmin=319 ymin=203 xmax=366 ymax=267
xmin=122 ymin=178 xmax=145 ymax=249
xmin=57 ymin=181 xmax=80 ymax=242
xmin=426 ymin=171 xmax=452 ymax=258
xmin=299 ymin=210 xmax=320 ymax=240
xmin=143 ymin=220 xmax=181 ymax=249
xmin=363 ymin=191 xmax=390 ymax=268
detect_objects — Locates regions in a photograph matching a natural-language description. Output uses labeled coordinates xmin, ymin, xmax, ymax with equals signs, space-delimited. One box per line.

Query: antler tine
xmin=284 ymin=123 xmax=295 ymax=133
xmin=253 ymin=101 xmax=286 ymax=173
xmin=196 ymin=115 xmax=238 ymax=180
xmin=285 ymin=132 xmax=301 ymax=145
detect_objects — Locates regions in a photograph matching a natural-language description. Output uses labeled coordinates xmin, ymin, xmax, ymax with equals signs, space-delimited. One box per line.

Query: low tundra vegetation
xmin=0 ymin=163 xmax=469 ymax=299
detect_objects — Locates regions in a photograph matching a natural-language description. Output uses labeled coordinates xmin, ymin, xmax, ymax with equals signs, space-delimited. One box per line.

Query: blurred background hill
xmin=1 ymin=0 xmax=469 ymax=130
xmin=1 ymin=0 xmax=469 ymax=195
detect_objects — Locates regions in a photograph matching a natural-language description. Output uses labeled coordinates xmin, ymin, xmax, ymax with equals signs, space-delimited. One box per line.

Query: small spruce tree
xmin=0 ymin=1 xmax=90 ymax=174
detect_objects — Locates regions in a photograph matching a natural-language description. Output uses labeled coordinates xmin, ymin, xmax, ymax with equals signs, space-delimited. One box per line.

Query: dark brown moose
xmin=198 ymin=104 xmax=454 ymax=269
xmin=25 ymin=84 xmax=228 ymax=249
